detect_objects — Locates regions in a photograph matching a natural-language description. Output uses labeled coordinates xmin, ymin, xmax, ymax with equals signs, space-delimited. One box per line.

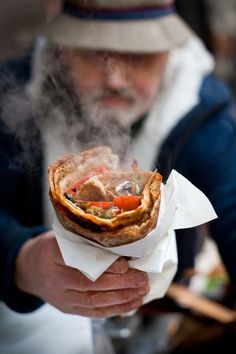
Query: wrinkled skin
xmin=15 ymin=231 xmax=149 ymax=318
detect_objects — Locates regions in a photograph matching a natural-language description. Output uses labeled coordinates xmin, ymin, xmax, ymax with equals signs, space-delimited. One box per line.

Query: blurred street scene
xmin=1 ymin=1 xmax=236 ymax=353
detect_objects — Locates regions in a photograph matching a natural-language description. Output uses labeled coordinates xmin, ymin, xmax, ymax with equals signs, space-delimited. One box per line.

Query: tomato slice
xmin=89 ymin=201 xmax=113 ymax=208
xmin=113 ymin=195 xmax=141 ymax=211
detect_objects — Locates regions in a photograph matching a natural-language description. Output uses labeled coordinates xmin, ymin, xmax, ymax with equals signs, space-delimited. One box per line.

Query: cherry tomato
xmin=113 ymin=195 xmax=141 ymax=211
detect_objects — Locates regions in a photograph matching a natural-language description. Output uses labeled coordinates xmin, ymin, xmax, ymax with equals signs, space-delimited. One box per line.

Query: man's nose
xmin=104 ymin=56 xmax=130 ymax=90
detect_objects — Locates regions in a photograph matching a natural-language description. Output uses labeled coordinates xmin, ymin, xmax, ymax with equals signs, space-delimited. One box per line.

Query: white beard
xmin=78 ymin=89 xmax=149 ymax=128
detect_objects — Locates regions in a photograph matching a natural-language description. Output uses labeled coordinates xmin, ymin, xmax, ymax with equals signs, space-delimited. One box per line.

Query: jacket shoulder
xmin=199 ymin=74 xmax=233 ymax=108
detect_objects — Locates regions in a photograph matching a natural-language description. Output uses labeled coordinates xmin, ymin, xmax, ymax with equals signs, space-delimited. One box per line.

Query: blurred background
xmin=1 ymin=0 xmax=236 ymax=93
xmin=0 ymin=0 xmax=45 ymax=60
xmin=176 ymin=0 xmax=236 ymax=97
xmin=1 ymin=1 xmax=236 ymax=353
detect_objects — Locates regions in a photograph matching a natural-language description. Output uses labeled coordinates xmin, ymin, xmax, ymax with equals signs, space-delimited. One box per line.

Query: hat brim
xmin=41 ymin=13 xmax=193 ymax=53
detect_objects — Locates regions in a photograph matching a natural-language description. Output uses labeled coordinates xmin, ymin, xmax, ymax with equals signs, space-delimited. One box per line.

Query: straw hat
xmin=42 ymin=0 xmax=193 ymax=52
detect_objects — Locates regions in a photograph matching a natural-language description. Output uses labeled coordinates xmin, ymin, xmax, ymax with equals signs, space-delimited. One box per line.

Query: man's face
xmin=60 ymin=49 xmax=169 ymax=127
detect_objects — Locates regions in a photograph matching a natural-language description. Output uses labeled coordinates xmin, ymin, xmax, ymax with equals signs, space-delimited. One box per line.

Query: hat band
xmin=63 ymin=4 xmax=175 ymax=21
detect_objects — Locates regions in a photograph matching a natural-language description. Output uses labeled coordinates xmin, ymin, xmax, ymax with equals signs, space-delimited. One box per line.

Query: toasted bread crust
xmin=48 ymin=146 xmax=162 ymax=246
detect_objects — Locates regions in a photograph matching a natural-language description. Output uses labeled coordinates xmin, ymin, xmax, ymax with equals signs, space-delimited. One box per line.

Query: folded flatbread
xmin=48 ymin=146 xmax=162 ymax=247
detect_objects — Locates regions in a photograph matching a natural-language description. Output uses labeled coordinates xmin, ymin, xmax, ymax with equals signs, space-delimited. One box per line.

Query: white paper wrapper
xmin=52 ymin=170 xmax=217 ymax=304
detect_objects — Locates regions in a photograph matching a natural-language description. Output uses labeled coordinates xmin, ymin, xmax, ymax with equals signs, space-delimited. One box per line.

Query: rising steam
xmin=0 ymin=41 xmax=132 ymax=172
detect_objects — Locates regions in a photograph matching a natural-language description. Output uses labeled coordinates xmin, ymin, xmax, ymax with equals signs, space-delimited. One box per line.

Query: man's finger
xmin=65 ymin=285 xmax=149 ymax=308
xmin=68 ymin=269 xmax=148 ymax=291
xmin=72 ymin=298 xmax=143 ymax=318
xmin=105 ymin=257 xmax=129 ymax=274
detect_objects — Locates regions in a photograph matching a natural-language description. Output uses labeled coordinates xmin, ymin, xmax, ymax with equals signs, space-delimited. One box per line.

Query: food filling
xmin=64 ymin=166 xmax=143 ymax=219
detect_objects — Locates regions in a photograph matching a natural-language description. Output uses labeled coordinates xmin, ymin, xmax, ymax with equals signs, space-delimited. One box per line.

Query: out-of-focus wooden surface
xmin=167 ymin=283 xmax=236 ymax=324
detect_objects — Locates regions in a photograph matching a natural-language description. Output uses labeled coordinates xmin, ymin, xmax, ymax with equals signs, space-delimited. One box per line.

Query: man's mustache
xmin=93 ymin=89 xmax=137 ymax=102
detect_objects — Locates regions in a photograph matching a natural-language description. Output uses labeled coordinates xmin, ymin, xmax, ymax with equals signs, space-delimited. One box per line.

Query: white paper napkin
xmin=53 ymin=170 xmax=217 ymax=304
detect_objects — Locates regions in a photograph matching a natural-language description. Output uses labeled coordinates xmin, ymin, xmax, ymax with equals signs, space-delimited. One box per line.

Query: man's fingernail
xmin=136 ymin=273 xmax=147 ymax=285
xmin=138 ymin=287 xmax=148 ymax=295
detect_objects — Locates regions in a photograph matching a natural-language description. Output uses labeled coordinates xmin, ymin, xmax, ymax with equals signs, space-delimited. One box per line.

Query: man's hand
xmin=14 ymin=231 xmax=149 ymax=318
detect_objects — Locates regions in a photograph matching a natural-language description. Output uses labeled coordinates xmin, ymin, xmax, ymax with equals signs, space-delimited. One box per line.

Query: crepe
xmin=48 ymin=146 xmax=162 ymax=247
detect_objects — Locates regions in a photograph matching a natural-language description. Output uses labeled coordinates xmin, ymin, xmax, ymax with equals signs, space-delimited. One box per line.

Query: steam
xmin=0 ymin=41 xmax=132 ymax=171
xmin=31 ymin=42 xmax=133 ymax=158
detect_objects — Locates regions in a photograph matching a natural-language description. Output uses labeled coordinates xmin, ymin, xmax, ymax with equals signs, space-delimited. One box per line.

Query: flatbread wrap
xmin=48 ymin=146 xmax=162 ymax=247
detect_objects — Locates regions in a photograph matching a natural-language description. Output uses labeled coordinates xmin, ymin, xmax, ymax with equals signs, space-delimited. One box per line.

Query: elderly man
xmin=1 ymin=0 xmax=236 ymax=352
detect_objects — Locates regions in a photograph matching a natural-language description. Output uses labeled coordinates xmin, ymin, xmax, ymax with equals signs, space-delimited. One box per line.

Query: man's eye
xmin=80 ymin=50 xmax=102 ymax=61
xmin=126 ymin=54 xmax=146 ymax=63
xmin=88 ymin=51 xmax=108 ymax=62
